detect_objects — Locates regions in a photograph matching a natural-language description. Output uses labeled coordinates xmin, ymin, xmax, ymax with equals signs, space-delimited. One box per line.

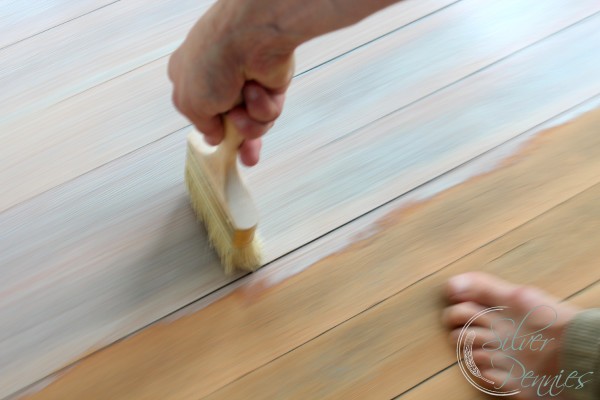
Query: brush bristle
xmin=185 ymin=149 xmax=262 ymax=274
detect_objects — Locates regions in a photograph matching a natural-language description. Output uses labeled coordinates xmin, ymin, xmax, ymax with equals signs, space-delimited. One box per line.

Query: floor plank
xmin=1 ymin=0 xmax=597 ymax=211
xmin=0 ymin=0 xmax=212 ymax=132
xmin=397 ymin=282 xmax=600 ymax=400
xmin=204 ymin=174 xmax=600 ymax=400
xmin=3 ymin=2 xmax=600 ymax=397
xmin=0 ymin=0 xmax=115 ymax=49
xmin=0 ymin=0 xmax=452 ymax=126
xmin=255 ymin=12 xmax=600 ymax=256
xmin=0 ymin=0 xmax=455 ymax=212
xmin=19 ymin=108 xmax=600 ymax=399
xmin=2 ymin=8 xmax=600 ymax=396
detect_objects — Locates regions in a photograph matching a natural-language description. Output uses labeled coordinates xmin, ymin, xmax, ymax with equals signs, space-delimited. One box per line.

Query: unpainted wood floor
xmin=1 ymin=1 xmax=599 ymax=399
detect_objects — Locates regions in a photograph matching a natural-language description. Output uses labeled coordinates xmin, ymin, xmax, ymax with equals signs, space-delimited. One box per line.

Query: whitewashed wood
xmin=2 ymin=10 xmax=600 ymax=398
xmin=139 ymin=93 xmax=600 ymax=320
xmin=0 ymin=0 xmax=211 ymax=130
xmin=0 ymin=0 xmax=115 ymax=49
xmin=0 ymin=0 xmax=455 ymax=212
xmin=2 ymin=0 xmax=597 ymax=212
xmin=255 ymin=12 xmax=600 ymax=255
xmin=294 ymin=0 xmax=457 ymax=71
xmin=0 ymin=0 xmax=452 ymax=127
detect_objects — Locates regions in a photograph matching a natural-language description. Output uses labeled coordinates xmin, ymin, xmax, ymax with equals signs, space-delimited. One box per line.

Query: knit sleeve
xmin=560 ymin=309 xmax=600 ymax=400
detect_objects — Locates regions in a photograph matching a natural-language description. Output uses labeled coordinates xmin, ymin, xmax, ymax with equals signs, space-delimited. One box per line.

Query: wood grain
xmin=2 ymin=8 xmax=600 ymax=396
xmin=21 ymin=108 xmax=600 ymax=399
xmin=0 ymin=0 xmax=115 ymax=49
xmin=254 ymin=12 xmax=600 ymax=257
xmin=205 ymin=169 xmax=600 ymax=398
xmin=397 ymin=282 xmax=600 ymax=400
xmin=0 ymin=0 xmax=455 ymax=211
xmin=2 ymin=0 xmax=598 ymax=211
xmin=0 ymin=0 xmax=452 ymax=125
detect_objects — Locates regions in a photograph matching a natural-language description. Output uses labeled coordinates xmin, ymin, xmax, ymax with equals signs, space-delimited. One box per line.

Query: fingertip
xmin=240 ymin=138 xmax=262 ymax=166
xmin=204 ymin=133 xmax=222 ymax=146
xmin=189 ymin=115 xmax=224 ymax=146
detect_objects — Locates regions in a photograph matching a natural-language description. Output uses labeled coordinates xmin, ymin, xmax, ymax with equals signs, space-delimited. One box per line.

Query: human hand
xmin=168 ymin=1 xmax=297 ymax=166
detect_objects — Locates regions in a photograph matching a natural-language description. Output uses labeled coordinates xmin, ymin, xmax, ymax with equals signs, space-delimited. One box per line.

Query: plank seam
xmin=51 ymin=0 xmax=462 ymax=110
xmin=0 ymin=1 xmax=121 ymax=52
xmin=201 ymin=182 xmax=600 ymax=397
xmin=319 ymin=9 xmax=600 ymax=149
xmin=261 ymin=92 xmax=600 ymax=272
xmin=11 ymin=99 xmax=600 ymax=399
xmin=3 ymin=8 xmax=599 ymax=214
xmin=294 ymin=0 xmax=463 ymax=78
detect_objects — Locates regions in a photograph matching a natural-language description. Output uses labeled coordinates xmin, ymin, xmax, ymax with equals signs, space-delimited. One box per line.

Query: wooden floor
xmin=1 ymin=1 xmax=599 ymax=399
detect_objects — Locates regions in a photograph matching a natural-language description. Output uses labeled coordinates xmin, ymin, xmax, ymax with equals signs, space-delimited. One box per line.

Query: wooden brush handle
xmin=215 ymin=116 xmax=245 ymax=167
xmin=202 ymin=112 xmax=258 ymax=234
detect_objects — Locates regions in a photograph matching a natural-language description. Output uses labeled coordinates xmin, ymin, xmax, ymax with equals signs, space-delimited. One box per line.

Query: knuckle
xmin=171 ymin=91 xmax=182 ymax=110
xmin=172 ymin=91 xmax=194 ymax=117
xmin=510 ymin=285 xmax=538 ymax=306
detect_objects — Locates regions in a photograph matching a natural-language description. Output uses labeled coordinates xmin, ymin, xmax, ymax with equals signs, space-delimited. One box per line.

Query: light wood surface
xmin=0 ymin=0 xmax=115 ymax=49
xmin=1 ymin=0 xmax=599 ymax=398
xmin=2 ymin=0 xmax=598 ymax=212
xmin=19 ymin=107 xmax=600 ymax=399
xmin=0 ymin=0 xmax=456 ymax=212
xmin=206 ymin=187 xmax=600 ymax=400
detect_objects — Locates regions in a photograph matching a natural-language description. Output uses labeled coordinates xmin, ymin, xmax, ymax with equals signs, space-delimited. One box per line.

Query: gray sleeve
xmin=560 ymin=309 xmax=600 ymax=400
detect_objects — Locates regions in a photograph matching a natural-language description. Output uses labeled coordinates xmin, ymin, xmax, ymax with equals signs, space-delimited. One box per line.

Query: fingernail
xmin=245 ymin=86 xmax=259 ymax=102
xmin=448 ymin=275 xmax=471 ymax=295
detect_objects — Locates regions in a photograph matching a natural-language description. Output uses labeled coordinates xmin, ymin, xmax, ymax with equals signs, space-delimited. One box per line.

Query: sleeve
xmin=560 ymin=309 xmax=600 ymax=400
